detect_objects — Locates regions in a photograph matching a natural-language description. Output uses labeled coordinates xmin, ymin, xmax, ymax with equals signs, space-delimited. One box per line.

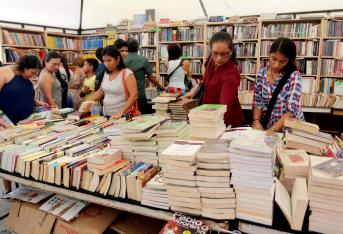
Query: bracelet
xmin=252 ymin=119 xmax=260 ymax=122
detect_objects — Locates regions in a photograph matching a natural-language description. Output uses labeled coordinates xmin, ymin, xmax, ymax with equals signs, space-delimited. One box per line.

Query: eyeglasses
xmin=212 ymin=51 xmax=231 ymax=58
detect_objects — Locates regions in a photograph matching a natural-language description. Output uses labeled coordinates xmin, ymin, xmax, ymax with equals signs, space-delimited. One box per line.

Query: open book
xmin=275 ymin=178 xmax=308 ymax=231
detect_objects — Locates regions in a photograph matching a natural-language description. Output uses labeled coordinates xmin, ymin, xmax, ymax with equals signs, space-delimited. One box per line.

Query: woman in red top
xmin=201 ymin=31 xmax=245 ymax=126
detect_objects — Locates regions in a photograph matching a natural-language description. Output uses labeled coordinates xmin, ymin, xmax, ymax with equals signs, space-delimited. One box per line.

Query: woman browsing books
xmin=90 ymin=45 xmax=139 ymax=120
xmin=200 ymin=30 xmax=245 ymax=126
xmin=0 ymin=55 xmax=47 ymax=124
xmin=165 ymin=44 xmax=194 ymax=95
xmin=252 ymin=37 xmax=304 ymax=132
xmin=0 ymin=54 xmax=47 ymax=195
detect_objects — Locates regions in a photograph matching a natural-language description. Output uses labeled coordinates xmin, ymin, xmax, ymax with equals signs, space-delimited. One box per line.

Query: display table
xmin=0 ymin=172 xmax=229 ymax=232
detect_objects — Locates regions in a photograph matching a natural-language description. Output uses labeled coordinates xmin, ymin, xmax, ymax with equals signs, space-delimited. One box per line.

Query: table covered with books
xmin=0 ymin=101 xmax=342 ymax=234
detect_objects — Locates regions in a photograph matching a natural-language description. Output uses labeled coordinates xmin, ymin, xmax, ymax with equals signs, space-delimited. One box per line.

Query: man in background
xmin=125 ymin=38 xmax=164 ymax=114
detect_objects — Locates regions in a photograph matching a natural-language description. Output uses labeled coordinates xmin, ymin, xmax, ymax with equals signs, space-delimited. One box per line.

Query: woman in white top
xmin=166 ymin=44 xmax=192 ymax=93
xmin=90 ymin=45 xmax=138 ymax=119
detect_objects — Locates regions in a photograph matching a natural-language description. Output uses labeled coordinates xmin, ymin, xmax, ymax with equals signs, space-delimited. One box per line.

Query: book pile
xmin=160 ymin=140 xmax=204 ymax=215
xmin=108 ymin=135 xmax=134 ymax=161
xmin=284 ymin=118 xmax=334 ymax=155
xmin=188 ymin=104 xmax=226 ymax=139
xmin=229 ymin=130 xmax=277 ymax=225
xmin=120 ymin=116 xmax=167 ymax=164
xmin=152 ymin=93 xmax=181 ymax=118
xmin=120 ymin=115 xmax=167 ymax=140
xmin=277 ymin=149 xmax=310 ymax=193
xmin=82 ymin=160 xmax=157 ymax=201
xmin=308 ymin=156 xmax=343 ymax=233
xmin=141 ymin=171 xmax=170 ymax=210
xmin=196 ymin=139 xmax=236 ymax=220
xmin=169 ymin=98 xmax=197 ymax=121
xmin=131 ymin=138 xmax=158 ymax=165
xmin=155 ymin=121 xmax=190 ymax=155
xmin=87 ymin=149 xmax=123 ymax=175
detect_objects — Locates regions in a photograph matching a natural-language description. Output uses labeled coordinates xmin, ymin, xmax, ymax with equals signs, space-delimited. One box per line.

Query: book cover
xmin=0 ymin=110 xmax=15 ymax=128
xmin=159 ymin=212 xmax=209 ymax=234
xmin=313 ymin=158 xmax=343 ymax=177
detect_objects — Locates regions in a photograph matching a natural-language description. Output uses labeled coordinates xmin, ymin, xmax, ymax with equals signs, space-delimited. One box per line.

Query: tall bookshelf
xmin=158 ymin=24 xmax=206 ymax=85
xmin=0 ymin=27 xmax=47 ymax=65
xmin=128 ymin=29 xmax=160 ymax=84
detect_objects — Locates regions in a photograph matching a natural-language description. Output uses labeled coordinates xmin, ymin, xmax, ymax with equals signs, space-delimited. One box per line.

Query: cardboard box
xmin=53 ymin=204 xmax=120 ymax=234
xmin=110 ymin=212 xmax=166 ymax=234
xmin=6 ymin=200 xmax=56 ymax=234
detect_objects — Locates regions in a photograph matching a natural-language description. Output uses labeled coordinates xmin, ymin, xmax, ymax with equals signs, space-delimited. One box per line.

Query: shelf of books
xmin=0 ymin=27 xmax=47 ymax=64
xmin=158 ymin=24 xmax=206 ymax=83
xmin=0 ymin=171 xmax=227 ymax=231
xmin=80 ymin=33 xmax=115 ymax=59
xmin=319 ymin=18 xmax=343 ymax=111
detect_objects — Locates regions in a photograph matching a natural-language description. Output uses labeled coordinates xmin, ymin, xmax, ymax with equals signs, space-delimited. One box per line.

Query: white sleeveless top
xmin=102 ymin=68 xmax=133 ymax=116
xmin=167 ymin=59 xmax=186 ymax=90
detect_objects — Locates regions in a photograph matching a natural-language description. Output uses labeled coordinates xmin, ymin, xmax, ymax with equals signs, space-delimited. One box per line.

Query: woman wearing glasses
xmin=201 ymin=30 xmax=245 ymax=126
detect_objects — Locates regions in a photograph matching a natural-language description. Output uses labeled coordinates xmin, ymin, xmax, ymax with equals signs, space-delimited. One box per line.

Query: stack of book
xmin=87 ymin=149 xmax=123 ymax=175
xmin=155 ymin=121 xmax=190 ymax=155
xmin=308 ymin=156 xmax=343 ymax=233
xmin=120 ymin=115 xmax=167 ymax=140
xmin=169 ymin=98 xmax=197 ymax=121
xmin=188 ymin=104 xmax=226 ymax=139
xmin=229 ymin=130 xmax=277 ymax=225
xmin=131 ymin=138 xmax=158 ymax=165
xmin=196 ymin=139 xmax=235 ymax=220
xmin=284 ymin=118 xmax=334 ymax=155
xmin=108 ymin=135 xmax=134 ymax=161
xmin=152 ymin=93 xmax=181 ymax=118
xmin=277 ymin=149 xmax=310 ymax=193
xmin=160 ymin=140 xmax=204 ymax=215
xmin=141 ymin=171 xmax=170 ymax=210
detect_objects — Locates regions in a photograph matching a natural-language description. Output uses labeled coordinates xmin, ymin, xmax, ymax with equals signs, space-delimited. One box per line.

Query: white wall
xmin=0 ymin=0 xmax=342 ymax=30
xmin=0 ymin=0 xmax=81 ymax=29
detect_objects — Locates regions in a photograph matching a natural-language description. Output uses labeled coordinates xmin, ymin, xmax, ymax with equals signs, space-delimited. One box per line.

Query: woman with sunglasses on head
xmin=252 ymin=37 xmax=304 ymax=132
xmin=201 ymin=30 xmax=245 ymax=126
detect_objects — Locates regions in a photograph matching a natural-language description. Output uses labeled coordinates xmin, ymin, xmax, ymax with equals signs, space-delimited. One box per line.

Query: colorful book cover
xmin=0 ymin=110 xmax=15 ymax=128
xmin=159 ymin=212 xmax=209 ymax=234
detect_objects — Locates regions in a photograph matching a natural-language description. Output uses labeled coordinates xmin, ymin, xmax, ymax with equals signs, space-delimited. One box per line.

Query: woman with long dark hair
xmin=201 ymin=30 xmax=245 ymax=126
xmin=90 ymin=45 xmax=138 ymax=119
xmin=252 ymin=37 xmax=304 ymax=131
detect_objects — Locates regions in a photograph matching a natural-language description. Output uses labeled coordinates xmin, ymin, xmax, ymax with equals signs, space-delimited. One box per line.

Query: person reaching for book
xmin=89 ymin=45 xmax=139 ymax=120
xmin=201 ymin=30 xmax=245 ymax=126
xmin=252 ymin=37 xmax=304 ymax=132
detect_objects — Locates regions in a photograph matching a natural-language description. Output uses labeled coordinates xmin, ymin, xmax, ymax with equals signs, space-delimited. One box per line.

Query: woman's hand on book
xmin=252 ymin=120 xmax=263 ymax=131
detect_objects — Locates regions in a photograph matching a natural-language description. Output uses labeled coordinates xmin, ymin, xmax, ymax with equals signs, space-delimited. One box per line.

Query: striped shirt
xmin=253 ymin=67 xmax=304 ymax=128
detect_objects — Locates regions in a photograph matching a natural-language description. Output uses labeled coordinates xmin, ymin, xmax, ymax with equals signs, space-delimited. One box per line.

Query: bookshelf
xmin=80 ymin=32 xmax=115 ymax=59
xmin=0 ymin=27 xmax=47 ymax=64
xmin=158 ymin=24 xmax=207 ymax=82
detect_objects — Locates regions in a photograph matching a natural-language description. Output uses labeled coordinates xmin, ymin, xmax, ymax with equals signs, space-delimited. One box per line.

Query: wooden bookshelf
xmin=0 ymin=172 xmax=228 ymax=231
